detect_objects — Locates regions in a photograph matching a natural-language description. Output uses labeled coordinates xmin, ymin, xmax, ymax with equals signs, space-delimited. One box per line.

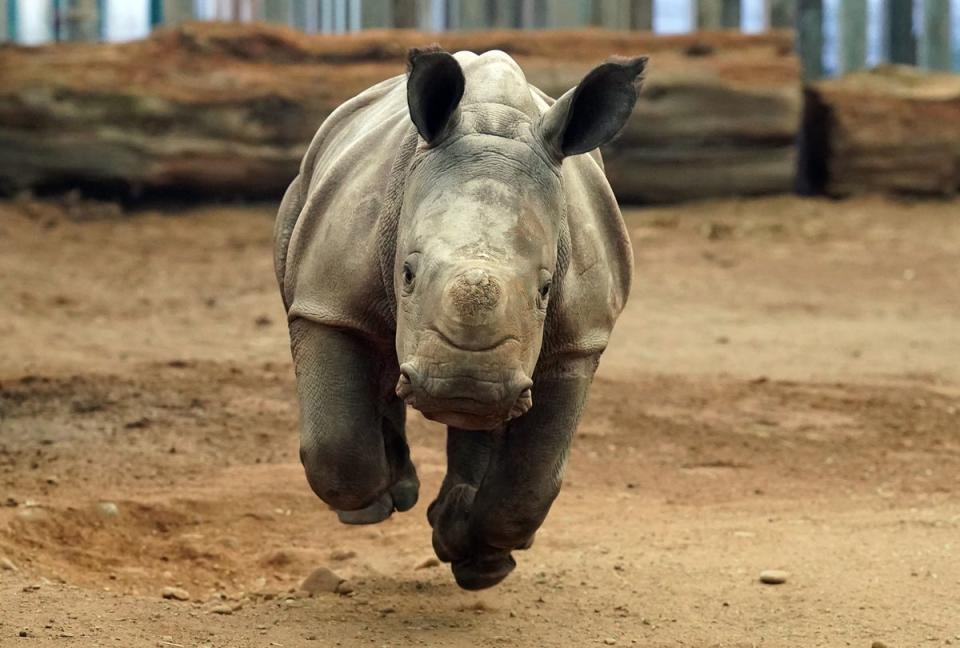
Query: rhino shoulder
xmin=279 ymin=74 xmax=414 ymax=343
xmin=542 ymin=152 xmax=633 ymax=363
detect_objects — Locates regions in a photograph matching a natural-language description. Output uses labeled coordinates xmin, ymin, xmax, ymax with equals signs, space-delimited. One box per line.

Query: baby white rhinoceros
xmin=274 ymin=47 xmax=645 ymax=590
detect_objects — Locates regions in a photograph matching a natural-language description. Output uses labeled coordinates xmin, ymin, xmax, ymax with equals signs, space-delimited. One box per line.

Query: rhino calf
xmin=274 ymin=47 xmax=644 ymax=590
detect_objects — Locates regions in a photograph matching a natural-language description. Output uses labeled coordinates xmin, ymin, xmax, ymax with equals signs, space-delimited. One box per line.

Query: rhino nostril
xmin=396 ymin=364 xmax=418 ymax=399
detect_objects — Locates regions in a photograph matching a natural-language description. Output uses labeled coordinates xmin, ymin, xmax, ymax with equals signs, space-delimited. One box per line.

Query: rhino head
xmin=394 ymin=49 xmax=646 ymax=430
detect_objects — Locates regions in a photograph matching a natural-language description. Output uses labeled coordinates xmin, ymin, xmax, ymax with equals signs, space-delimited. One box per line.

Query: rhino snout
xmin=395 ymin=361 xmax=533 ymax=430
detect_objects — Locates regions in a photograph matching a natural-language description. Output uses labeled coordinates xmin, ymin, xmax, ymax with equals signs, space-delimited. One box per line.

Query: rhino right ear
xmin=537 ymin=56 xmax=647 ymax=160
xmin=406 ymin=47 xmax=465 ymax=146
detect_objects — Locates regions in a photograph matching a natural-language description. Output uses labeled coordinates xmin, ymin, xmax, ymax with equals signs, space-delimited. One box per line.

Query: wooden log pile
xmin=0 ymin=22 xmax=801 ymax=203
xmin=804 ymin=66 xmax=960 ymax=197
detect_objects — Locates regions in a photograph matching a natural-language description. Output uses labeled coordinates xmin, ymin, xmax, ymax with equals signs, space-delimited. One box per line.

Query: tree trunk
xmin=0 ymin=23 xmax=801 ymax=203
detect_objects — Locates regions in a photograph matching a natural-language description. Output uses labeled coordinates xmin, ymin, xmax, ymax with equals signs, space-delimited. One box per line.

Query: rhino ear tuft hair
xmin=406 ymin=47 xmax=465 ymax=145
xmin=538 ymin=56 xmax=648 ymax=159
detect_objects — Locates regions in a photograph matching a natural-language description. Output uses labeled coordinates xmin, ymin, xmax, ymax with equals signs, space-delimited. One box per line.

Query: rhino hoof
xmin=335 ymin=492 xmax=394 ymax=525
xmin=390 ymin=478 xmax=420 ymax=512
xmin=451 ymin=554 xmax=516 ymax=590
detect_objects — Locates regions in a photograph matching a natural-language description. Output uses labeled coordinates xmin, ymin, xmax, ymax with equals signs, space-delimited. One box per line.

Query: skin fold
xmin=274 ymin=48 xmax=645 ymax=589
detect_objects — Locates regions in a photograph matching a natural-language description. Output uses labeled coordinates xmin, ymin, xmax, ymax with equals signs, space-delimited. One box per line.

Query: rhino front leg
xmin=289 ymin=318 xmax=419 ymax=524
xmin=430 ymin=355 xmax=597 ymax=589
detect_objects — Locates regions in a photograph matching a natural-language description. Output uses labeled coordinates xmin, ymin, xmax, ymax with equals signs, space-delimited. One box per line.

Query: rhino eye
xmin=402 ymin=262 xmax=415 ymax=287
xmin=538 ymin=280 xmax=552 ymax=301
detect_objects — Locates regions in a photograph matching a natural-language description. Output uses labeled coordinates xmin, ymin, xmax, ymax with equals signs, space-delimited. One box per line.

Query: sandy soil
xmin=0 ymin=195 xmax=958 ymax=648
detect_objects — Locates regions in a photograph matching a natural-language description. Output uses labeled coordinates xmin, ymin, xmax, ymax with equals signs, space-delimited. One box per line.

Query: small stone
xmin=335 ymin=580 xmax=355 ymax=595
xmin=329 ymin=549 xmax=356 ymax=562
xmin=161 ymin=586 xmax=191 ymax=601
xmin=603 ymin=639 xmax=617 ymax=646
xmin=19 ymin=630 xmax=29 ymax=637
xmin=209 ymin=604 xmax=233 ymax=615
xmin=45 ymin=476 xmax=59 ymax=486
xmin=0 ymin=557 xmax=17 ymax=571
xmin=299 ymin=567 xmax=342 ymax=596
xmin=97 ymin=501 xmax=120 ymax=517
xmin=871 ymin=642 xmax=889 ymax=648
xmin=759 ymin=569 xmax=788 ymax=585
xmin=414 ymin=556 xmax=440 ymax=570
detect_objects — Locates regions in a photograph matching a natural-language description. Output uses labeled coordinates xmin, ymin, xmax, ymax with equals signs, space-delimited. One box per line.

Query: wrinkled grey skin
xmin=274 ymin=48 xmax=645 ymax=590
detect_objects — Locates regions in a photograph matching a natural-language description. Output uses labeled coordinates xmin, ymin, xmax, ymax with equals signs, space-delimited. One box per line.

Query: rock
xmin=334 ymin=580 xmax=355 ymax=595
xmin=299 ymin=567 xmax=343 ymax=596
xmin=16 ymin=506 xmax=48 ymax=522
xmin=97 ymin=501 xmax=120 ymax=517
xmin=208 ymin=604 xmax=233 ymax=615
xmin=0 ymin=557 xmax=17 ymax=571
xmin=871 ymin=642 xmax=889 ymax=648
xmin=161 ymin=586 xmax=191 ymax=601
xmin=603 ymin=639 xmax=617 ymax=646
xmin=329 ymin=549 xmax=356 ymax=561
xmin=759 ymin=569 xmax=788 ymax=585
xmin=45 ymin=476 xmax=59 ymax=486
xmin=414 ymin=556 xmax=440 ymax=570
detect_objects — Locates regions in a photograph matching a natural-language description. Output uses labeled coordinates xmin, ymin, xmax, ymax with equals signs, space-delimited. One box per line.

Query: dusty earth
xmin=0 ymin=194 xmax=958 ymax=647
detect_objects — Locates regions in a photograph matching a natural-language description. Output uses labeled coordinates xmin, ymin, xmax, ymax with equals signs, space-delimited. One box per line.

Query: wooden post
xmin=698 ymin=0 xmax=739 ymax=30
xmin=629 ymin=0 xmax=652 ymax=30
xmin=839 ymin=0 xmax=867 ymax=74
xmin=885 ymin=0 xmax=916 ymax=64
xmin=919 ymin=0 xmax=952 ymax=70
xmin=798 ymin=0 xmax=824 ymax=80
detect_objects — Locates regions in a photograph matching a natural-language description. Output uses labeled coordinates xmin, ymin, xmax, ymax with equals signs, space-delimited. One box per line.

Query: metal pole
xmin=630 ymin=0 xmax=652 ymax=30
xmin=838 ymin=0 xmax=867 ymax=73
xmin=885 ymin=0 xmax=916 ymax=64
xmin=767 ymin=0 xmax=794 ymax=28
xmin=361 ymin=0 xmax=392 ymax=27
xmin=798 ymin=0 xmax=824 ymax=80
xmin=150 ymin=0 xmax=164 ymax=26
xmin=697 ymin=0 xmax=739 ymax=29
xmin=919 ymin=0 xmax=952 ymax=70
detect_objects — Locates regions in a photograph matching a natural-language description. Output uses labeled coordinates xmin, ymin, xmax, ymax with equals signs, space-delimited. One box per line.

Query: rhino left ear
xmin=406 ymin=47 xmax=465 ymax=146
xmin=537 ymin=56 xmax=648 ymax=159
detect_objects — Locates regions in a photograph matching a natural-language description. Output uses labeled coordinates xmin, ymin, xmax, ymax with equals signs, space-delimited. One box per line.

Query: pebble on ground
xmin=759 ymin=569 xmax=789 ymax=585
xmin=161 ymin=586 xmax=191 ymax=601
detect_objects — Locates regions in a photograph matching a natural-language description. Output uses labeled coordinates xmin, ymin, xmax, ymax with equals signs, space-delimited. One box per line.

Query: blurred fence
xmin=1 ymin=1 xmax=958 ymax=77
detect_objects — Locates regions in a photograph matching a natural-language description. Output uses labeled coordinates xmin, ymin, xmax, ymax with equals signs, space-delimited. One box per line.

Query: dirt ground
xmin=0 ymin=194 xmax=958 ymax=648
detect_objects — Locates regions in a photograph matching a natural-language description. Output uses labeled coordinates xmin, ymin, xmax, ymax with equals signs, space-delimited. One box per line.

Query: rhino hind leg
xmin=289 ymin=318 xmax=419 ymax=524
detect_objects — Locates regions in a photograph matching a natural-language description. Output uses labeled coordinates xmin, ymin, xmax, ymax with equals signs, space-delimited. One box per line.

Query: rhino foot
xmin=452 ymin=554 xmax=516 ymax=591
xmin=335 ymin=492 xmax=394 ymax=525
xmin=335 ymin=471 xmax=420 ymax=525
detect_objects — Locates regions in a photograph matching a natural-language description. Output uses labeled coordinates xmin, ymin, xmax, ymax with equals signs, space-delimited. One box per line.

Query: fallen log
xmin=0 ymin=23 xmax=801 ymax=203
xmin=804 ymin=66 xmax=960 ymax=197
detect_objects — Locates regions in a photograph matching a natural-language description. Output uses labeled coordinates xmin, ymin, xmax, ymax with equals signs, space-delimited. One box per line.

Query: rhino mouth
xmin=395 ymin=361 xmax=533 ymax=431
